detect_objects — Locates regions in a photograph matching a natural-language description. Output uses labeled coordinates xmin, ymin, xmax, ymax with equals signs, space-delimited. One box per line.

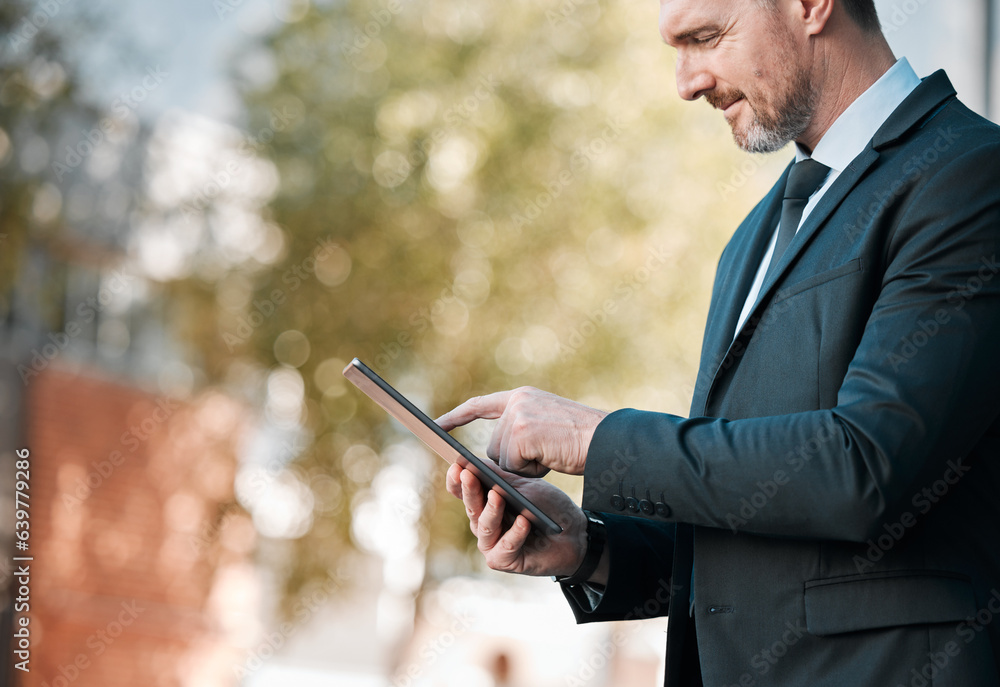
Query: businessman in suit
xmin=437 ymin=0 xmax=1000 ymax=684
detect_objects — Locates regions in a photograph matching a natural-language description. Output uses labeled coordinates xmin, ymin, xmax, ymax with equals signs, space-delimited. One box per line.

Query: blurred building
xmin=13 ymin=368 xmax=252 ymax=687
xmin=0 ymin=200 xmax=257 ymax=686
xmin=0 ymin=78 xmax=256 ymax=687
xmin=0 ymin=246 xmax=256 ymax=686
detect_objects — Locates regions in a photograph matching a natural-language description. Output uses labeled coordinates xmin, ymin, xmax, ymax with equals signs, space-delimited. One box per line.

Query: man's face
xmin=660 ymin=0 xmax=817 ymax=153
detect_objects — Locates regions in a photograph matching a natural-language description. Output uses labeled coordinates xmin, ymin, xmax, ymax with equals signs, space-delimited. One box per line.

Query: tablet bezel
xmin=343 ymin=358 xmax=563 ymax=535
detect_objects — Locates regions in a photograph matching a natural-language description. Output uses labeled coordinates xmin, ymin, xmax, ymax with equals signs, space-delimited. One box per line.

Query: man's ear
xmin=796 ymin=0 xmax=835 ymax=36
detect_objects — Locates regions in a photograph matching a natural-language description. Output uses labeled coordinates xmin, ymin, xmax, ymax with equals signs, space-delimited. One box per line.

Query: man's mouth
xmin=707 ymin=91 xmax=745 ymax=118
xmin=722 ymin=97 xmax=743 ymax=117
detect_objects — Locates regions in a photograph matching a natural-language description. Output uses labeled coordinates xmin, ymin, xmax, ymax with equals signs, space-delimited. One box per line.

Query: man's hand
xmin=436 ymin=387 xmax=608 ymax=476
xmin=445 ymin=462 xmax=607 ymax=583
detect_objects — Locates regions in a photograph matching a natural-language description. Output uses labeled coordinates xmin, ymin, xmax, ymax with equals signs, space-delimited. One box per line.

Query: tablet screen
xmin=343 ymin=358 xmax=563 ymax=535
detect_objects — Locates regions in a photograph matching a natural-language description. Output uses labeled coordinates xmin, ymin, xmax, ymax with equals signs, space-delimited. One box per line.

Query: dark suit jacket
xmin=565 ymin=71 xmax=1000 ymax=686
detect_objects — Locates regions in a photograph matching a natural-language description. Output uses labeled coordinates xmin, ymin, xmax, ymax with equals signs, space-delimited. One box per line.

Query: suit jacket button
xmin=611 ymin=494 xmax=625 ymax=511
xmin=626 ymin=497 xmax=639 ymax=513
xmin=639 ymin=499 xmax=654 ymax=515
xmin=655 ymin=502 xmax=671 ymax=518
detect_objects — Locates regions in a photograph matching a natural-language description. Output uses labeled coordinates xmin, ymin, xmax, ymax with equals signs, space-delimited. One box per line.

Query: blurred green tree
xmin=0 ymin=0 xmax=93 ymax=310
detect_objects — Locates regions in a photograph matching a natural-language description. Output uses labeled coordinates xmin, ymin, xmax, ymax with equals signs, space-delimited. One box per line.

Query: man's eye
xmin=692 ymin=34 xmax=719 ymax=46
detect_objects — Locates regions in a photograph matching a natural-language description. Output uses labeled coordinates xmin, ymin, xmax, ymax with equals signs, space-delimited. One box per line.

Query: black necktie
xmin=764 ymin=158 xmax=830 ymax=283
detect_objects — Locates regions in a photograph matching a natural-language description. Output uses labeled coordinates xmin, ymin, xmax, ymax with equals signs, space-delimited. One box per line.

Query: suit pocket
xmin=804 ymin=570 xmax=976 ymax=636
xmin=774 ymin=258 xmax=864 ymax=303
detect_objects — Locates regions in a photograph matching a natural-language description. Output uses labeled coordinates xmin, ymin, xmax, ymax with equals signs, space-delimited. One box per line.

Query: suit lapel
xmin=692 ymin=172 xmax=787 ymax=413
xmin=872 ymin=70 xmax=956 ymax=150
xmin=712 ymin=170 xmax=789 ymax=353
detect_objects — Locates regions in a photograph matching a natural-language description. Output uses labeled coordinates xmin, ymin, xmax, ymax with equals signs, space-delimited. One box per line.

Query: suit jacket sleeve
xmin=559 ymin=513 xmax=676 ymax=622
xmin=583 ymin=138 xmax=1000 ymax=543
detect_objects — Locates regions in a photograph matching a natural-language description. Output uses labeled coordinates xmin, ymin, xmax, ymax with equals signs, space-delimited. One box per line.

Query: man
xmin=436 ymin=0 xmax=1000 ymax=684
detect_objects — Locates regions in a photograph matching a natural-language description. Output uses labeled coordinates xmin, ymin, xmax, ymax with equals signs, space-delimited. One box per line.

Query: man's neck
xmin=796 ymin=42 xmax=897 ymax=154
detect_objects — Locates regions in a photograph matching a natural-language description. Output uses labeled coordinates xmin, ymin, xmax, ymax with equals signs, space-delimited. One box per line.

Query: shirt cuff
xmin=561 ymin=581 xmax=607 ymax=612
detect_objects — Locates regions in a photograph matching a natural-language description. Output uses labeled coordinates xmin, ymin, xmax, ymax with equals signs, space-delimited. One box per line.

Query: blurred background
xmin=0 ymin=0 xmax=997 ymax=685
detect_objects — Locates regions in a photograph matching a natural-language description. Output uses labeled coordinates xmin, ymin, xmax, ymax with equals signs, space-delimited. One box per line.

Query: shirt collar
xmin=795 ymin=57 xmax=921 ymax=169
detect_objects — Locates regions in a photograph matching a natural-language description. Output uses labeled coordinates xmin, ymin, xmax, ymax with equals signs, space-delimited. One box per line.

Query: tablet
xmin=343 ymin=358 xmax=563 ymax=535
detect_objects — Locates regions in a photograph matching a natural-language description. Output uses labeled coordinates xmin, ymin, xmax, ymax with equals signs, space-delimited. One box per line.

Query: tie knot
xmin=784 ymin=158 xmax=830 ymax=201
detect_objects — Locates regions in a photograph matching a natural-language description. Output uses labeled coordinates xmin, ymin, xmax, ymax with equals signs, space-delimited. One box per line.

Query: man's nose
xmin=675 ymin=52 xmax=715 ymax=101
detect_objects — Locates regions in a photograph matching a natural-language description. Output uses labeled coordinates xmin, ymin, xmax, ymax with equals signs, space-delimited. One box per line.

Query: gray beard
xmin=735 ymin=73 xmax=818 ymax=154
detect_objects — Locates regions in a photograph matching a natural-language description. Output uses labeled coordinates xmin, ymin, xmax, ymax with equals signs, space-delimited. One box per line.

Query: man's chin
xmin=732 ymin=122 xmax=791 ymax=154
xmin=724 ymin=107 xmax=768 ymax=153
xmin=729 ymin=124 xmax=756 ymax=153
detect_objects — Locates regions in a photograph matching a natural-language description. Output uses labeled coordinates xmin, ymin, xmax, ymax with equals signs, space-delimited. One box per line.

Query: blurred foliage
xmin=210 ymin=0 xmax=790 ymax=613
xmin=0 ymin=2 xmax=150 ymax=340
xmin=0 ymin=0 xmax=92 ymax=305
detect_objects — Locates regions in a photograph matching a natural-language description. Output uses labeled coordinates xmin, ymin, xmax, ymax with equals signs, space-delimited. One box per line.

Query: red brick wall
xmin=17 ymin=366 xmax=247 ymax=687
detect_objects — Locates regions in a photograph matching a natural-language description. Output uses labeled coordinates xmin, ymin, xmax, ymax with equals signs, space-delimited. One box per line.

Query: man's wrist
xmin=553 ymin=510 xmax=607 ymax=586
xmin=575 ymin=409 xmax=609 ymax=475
